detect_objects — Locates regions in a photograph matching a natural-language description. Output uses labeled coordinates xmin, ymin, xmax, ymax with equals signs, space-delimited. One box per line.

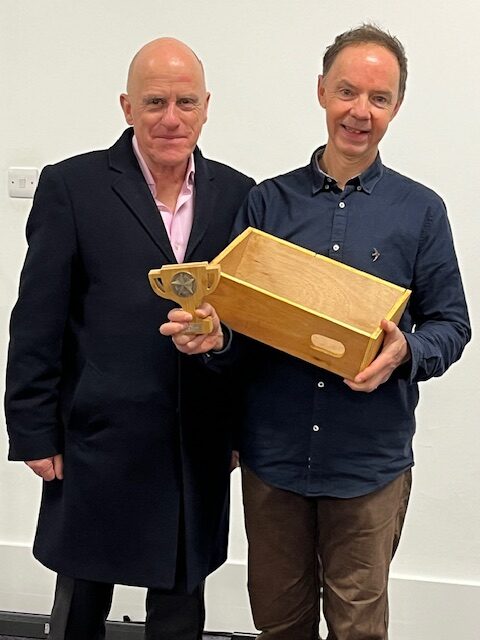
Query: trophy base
xmin=184 ymin=317 xmax=214 ymax=335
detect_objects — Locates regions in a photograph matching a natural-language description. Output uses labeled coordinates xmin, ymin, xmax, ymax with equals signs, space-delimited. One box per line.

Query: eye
xmin=372 ymin=95 xmax=390 ymax=107
xmin=177 ymin=97 xmax=198 ymax=110
xmin=338 ymin=87 xmax=354 ymax=99
xmin=146 ymin=97 xmax=166 ymax=107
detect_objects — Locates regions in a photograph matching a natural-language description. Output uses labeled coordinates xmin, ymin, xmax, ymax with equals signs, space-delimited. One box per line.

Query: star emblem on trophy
xmin=170 ymin=272 xmax=197 ymax=297
xmin=148 ymin=262 xmax=221 ymax=334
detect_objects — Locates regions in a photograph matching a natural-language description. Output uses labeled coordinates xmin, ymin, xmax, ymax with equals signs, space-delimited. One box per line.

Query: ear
xmin=203 ymin=92 xmax=211 ymax=124
xmin=120 ymin=93 xmax=134 ymax=126
xmin=317 ymin=74 xmax=327 ymax=108
xmin=390 ymin=98 xmax=403 ymax=121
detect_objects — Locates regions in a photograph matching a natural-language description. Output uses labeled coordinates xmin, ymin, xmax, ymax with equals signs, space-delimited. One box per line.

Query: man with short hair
xmin=5 ymin=37 xmax=254 ymax=640
xmin=162 ymin=25 xmax=470 ymax=639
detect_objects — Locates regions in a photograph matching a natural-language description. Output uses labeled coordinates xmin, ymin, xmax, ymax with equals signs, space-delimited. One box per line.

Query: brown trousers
xmin=241 ymin=466 xmax=412 ymax=640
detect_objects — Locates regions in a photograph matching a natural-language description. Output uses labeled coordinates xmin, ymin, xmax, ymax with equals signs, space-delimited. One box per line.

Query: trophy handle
xmin=148 ymin=270 xmax=168 ymax=299
xmin=205 ymin=264 xmax=221 ymax=294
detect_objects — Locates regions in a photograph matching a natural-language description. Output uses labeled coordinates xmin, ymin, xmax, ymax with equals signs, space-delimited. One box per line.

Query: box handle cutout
xmin=310 ymin=334 xmax=345 ymax=358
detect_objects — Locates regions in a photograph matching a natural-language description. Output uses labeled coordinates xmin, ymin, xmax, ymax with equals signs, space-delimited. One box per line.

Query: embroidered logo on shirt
xmin=371 ymin=248 xmax=381 ymax=262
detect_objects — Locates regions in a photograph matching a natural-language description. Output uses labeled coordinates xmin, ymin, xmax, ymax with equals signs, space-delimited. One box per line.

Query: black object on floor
xmin=0 ymin=610 xmax=255 ymax=639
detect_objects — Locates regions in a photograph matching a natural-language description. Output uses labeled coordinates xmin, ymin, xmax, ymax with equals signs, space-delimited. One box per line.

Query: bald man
xmin=5 ymin=38 xmax=254 ymax=639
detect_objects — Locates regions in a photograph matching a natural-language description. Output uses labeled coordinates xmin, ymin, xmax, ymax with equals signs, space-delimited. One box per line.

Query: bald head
xmin=126 ymin=37 xmax=207 ymax=95
xmin=120 ymin=37 xmax=210 ymax=174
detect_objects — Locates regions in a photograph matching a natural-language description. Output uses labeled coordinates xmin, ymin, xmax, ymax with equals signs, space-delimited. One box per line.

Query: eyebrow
xmin=336 ymin=79 xmax=393 ymax=98
xmin=142 ymin=95 xmax=164 ymax=102
xmin=141 ymin=93 xmax=200 ymax=103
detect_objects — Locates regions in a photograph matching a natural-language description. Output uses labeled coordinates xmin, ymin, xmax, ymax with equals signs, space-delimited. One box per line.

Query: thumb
xmin=53 ymin=454 xmax=64 ymax=480
xmin=380 ymin=318 xmax=395 ymax=334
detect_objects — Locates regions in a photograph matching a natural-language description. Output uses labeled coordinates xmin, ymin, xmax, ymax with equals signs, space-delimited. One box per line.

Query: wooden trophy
xmin=148 ymin=262 xmax=221 ymax=334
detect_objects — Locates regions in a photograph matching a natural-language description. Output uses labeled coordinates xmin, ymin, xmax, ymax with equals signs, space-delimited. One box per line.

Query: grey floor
xmin=0 ymin=636 xmax=233 ymax=640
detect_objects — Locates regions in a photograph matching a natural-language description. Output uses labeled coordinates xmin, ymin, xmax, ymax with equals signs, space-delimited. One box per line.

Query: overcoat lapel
xmin=107 ymin=130 xmax=220 ymax=265
xmin=185 ymin=148 xmax=218 ymax=261
xmin=108 ymin=129 xmax=177 ymax=264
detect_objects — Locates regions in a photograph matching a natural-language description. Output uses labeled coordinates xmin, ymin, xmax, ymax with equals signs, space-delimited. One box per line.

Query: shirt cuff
xmin=203 ymin=324 xmax=232 ymax=360
xmin=403 ymin=332 xmax=420 ymax=383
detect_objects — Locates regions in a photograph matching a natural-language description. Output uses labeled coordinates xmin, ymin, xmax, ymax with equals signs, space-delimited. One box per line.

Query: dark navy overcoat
xmin=5 ymin=128 xmax=254 ymax=589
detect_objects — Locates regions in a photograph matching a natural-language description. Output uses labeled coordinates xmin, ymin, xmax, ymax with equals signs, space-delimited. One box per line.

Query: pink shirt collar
xmin=131 ymin=135 xmax=195 ymax=199
xmin=131 ymin=135 xmax=196 ymax=263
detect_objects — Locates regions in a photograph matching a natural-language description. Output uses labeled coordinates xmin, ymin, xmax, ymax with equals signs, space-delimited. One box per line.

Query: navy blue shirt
xmin=211 ymin=148 xmax=470 ymax=498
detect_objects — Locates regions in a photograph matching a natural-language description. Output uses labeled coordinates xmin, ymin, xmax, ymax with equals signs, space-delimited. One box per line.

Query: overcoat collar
xmin=108 ymin=128 xmax=218 ymax=264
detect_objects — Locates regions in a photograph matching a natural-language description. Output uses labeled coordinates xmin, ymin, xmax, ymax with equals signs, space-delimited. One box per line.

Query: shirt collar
xmin=131 ymin=134 xmax=195 ymax=198
xmin=310 ymin=145 xmax=384 ymax=195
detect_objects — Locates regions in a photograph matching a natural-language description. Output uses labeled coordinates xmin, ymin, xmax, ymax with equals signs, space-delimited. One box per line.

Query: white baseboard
xmin=205 ymin=563 xmax=480 ymax=640
xmin=1 ymin=542 xmax=479 ymax=639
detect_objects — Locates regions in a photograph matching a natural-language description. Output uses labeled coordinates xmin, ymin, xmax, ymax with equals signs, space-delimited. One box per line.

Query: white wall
xmin=1 ymin=1 xmax=479 ymax=638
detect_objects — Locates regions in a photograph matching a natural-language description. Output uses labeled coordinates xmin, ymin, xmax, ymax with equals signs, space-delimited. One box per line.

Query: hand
xmin=159 ymin=302 xmax=225 ymax=354
xmin=344 ymin=319 xmax=410 ymax=393
xmin=26 ymin=454 xmax=64 ymax=481
xmin=230 ymin=450 xmax=240 ymax=472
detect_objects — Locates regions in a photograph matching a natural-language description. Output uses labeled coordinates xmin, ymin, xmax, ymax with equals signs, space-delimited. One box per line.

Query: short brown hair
xmin=323 ymin=24 xmax=407 ymax=101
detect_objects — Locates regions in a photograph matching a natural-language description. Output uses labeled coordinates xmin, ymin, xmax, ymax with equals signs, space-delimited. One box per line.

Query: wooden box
xmin=208 ymin=227 xmax=411 ymax=379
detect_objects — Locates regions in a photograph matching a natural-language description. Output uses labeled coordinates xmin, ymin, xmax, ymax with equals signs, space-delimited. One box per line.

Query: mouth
xmin=342 ymin=124 xmax=370 ymax=136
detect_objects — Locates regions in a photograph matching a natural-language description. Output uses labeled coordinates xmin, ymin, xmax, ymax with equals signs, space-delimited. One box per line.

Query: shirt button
xmin=317 ymin=381 xmax=325 ymax=388
xmin=332 ymin=243 xmax=340 ymax=252
xmin=325 ymin=184 xmax=330 ymax=190
xmin=339 ymin=201 xmax=346 ymax=208
xmin=313 ymin=425 xmax=320 ymax=432
xmin=356 ymin=185 xmax=362 ymax=191
xmin=327 ymin=177 xmax=332 ymax=183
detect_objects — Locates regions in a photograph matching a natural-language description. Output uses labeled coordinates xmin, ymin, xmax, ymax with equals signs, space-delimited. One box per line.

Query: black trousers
xmin=48 ymin=574 xmax=205 ymax=640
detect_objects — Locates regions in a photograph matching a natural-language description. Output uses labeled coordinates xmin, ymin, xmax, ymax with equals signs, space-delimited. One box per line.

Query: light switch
xmin=8 ymin=167 xmax=39 ymax=198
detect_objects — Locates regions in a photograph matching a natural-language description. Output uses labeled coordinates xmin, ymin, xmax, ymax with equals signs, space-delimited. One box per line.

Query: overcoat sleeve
xmin=5 ymin=165 xmax=77 ymax=460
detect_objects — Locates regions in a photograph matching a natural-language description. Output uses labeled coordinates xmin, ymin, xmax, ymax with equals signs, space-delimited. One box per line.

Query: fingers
xmin=53 ymin=453 xmax=64 ymax=480
xmin=380 ymin=318 xmax=396 ymax=333
xmin=159 ymin=304 xmax=218 ymax=337
xmin=195 ymin=302 xmax=219 ymax=322
xmin=159 ymin=304 xmax=224 ymax=353
xmin=173 ymin=330 xmax=224 ymax=354
xmin=344 ymin=319 xmax=407 ymax=393
xmin=26 ymin=454 xmax=64 ymax=481
xmin=344 ymin=375 xmax=379 ymax=393
xmin=345 ymin=344 xmax=396 ymax=391
xmin=159 ymin=308 xmax=193 ymax=336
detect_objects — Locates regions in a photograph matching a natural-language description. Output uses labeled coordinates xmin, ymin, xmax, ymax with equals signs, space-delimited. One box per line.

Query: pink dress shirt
xmin=132 ymin=135 xmax=195 ymax=263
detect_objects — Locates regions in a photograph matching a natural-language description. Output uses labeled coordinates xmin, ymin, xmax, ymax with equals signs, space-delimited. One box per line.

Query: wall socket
xmin=8 ymin=166 xmax=39 ymax=198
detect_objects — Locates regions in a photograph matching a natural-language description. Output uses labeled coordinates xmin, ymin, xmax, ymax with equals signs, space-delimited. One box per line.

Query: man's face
xmin=120 ymin=48 xmax=209 ymax=172
xmin=318 ymin=44 xmax=402 ymax=169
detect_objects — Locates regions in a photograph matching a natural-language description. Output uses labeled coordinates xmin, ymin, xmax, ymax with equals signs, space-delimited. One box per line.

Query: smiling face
xmin=318 ymin=43 xmax=402 ymax=174
xmin=120 ymin=38 xmax=209 ymax=174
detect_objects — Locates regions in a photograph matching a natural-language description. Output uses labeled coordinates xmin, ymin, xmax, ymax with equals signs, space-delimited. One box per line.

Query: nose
xmin=162 ymin=102 xmax=181 ymax=128
xmin=350 ymin=95 xmax=370 ymax=120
